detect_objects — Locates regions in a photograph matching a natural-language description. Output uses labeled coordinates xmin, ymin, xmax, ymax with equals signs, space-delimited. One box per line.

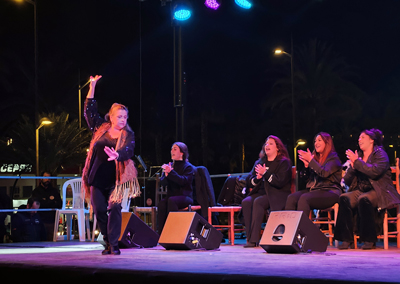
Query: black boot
xmin=102 ymin=241 xmax=111 ymax=255
xmin=243 ymin=241 xmax=258 ymax=248
xmin=111 ymin=245 xmax=121 ymax=255
xmin=361 ymin=242 xmax=376 ymax=250
xmin=338 ymin=241 xmax=355 ymax=250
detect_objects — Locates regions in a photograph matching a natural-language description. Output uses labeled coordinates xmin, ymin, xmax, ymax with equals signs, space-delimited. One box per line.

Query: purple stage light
xmin=205 ymin=0 xmax=220 ymax=10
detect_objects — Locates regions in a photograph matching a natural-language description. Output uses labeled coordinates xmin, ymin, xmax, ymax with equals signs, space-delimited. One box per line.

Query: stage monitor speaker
xmin=260 ymin=211 xmax=329 ymax=254
xmin=159 ymin=212 xmax=223 ymax=250
xmin=98 ymin=212 xmax=159 ymax=248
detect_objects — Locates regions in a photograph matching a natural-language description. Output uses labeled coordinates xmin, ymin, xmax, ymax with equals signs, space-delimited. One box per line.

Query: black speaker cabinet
xmin=98 ymin=212 xmax=159 ymax=248
xmin=159 ymin=212 xmax=223 ymax=250
xmin=260 ymin=211 xmax=329 ymax=253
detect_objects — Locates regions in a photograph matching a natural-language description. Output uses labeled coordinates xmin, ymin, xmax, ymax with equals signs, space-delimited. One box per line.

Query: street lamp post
xmin=274 ymin=44 xmax=295 ymax=149
xmin=35 ymin=117 xmax=53 ymax=177
xmin=294 ymin=139 xmax=306 ymax=191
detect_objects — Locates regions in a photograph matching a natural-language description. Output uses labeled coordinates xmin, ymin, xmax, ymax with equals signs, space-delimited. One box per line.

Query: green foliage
xmin=0 ymin=112 xmax=91 ymax=175
xmin=264 ymin=39 xmax=365 ymax=145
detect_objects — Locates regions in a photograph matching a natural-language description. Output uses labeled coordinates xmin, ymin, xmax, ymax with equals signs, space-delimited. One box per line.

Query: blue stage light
xmin=174 ymin=9 xmax=192 ymax=21
xmin=235 ymin=0 xmax=252 ymax=9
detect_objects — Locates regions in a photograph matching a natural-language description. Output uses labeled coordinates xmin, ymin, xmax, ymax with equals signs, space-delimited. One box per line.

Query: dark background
xmin=1 ymin=0 xmax=400 ymax=199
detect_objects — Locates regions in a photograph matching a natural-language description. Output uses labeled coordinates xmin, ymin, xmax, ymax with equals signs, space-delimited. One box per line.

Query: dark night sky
xmin=1 ymin=0 xmax=400 ymax=174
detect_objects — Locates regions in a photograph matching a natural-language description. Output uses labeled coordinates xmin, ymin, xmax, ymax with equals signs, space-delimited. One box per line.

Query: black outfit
xmin=285 ymin=152 xmax=343 ymax=217
xmin=11 ymin=205 xmax=46 ymax=242
xmin=158 ymin=160 xmax=195 ymax=233
xmin=334 ymin=146 xmax=400 ymax=243
xmin=31 ymin=182 xmax=62 ymax=241
xmin=241 ymin=157 xmax=292 ymax=243
xmin=84 ymin=98 xmax=135 ymax=247
xmin=0 ymin=190 xmax=11 ymax=243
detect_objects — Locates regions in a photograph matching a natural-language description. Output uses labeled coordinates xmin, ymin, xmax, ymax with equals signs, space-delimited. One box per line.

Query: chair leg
xmin=53 ymin=210 xmax=60 ymax=242
xmin=77 ymin=212 xmax=86 ymax=242
xmin=66 ymin=214 xmax=72 ymax=241
xmin=91 ymin=215 xmax=97 ymax=242
xmin=229 ymin=209 xmax=235 ymax=245
xmin=384 ymin=210 xmax=388 ymax=250
xmin=327 ymin=210 xmax=333 ymax=246
xmin=333 ymin=203 xmax=339 ymax=225
xmin=151 ymin=207 xmax=157 ymax=232
xmin=85 ymin=214 xmax=91 ymax=240
xmin=397 ymin=206 xmax=400 ymax=248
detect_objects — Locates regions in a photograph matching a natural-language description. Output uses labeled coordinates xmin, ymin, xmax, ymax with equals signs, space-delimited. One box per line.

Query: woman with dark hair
xmin=285 ymin=132 xmax=342 ymax=217
xmin=335 ymin=128 xmax=400 ymax=249
xmin=82 ymin=75 xmax=140 ymax=255
xmin=241 ymin=135 xmax=292 ymax=247
xmin=157 ymin=142 xmax=195 ymax=233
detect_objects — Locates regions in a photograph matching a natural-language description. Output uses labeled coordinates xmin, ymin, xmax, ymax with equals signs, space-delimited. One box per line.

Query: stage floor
xmin=1 ymin=239 xmax=400 ymax=284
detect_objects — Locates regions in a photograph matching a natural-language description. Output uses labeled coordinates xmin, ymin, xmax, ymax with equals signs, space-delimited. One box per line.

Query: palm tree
xmin=1 ymin=112 xmax=91 ymax=175
xmin=264 ymin=39 xmax=365 ymax=144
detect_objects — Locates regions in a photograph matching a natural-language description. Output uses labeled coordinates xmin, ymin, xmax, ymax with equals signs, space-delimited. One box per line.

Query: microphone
xmin=135 ymin=155 xmax=147 ymax=172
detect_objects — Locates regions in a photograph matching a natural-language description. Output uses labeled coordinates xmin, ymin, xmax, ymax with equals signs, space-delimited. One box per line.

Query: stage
xmin=1 ymin=239 xmax=400 ymax=284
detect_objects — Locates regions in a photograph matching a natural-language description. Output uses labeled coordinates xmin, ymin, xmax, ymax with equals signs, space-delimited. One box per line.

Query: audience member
xmin=11 ymin=197 xmax=46 ymax=242
xmin=31 ymin=171 xmax=62 ymax=241
xmin=0 ymin=188 xmax=11 ymax=243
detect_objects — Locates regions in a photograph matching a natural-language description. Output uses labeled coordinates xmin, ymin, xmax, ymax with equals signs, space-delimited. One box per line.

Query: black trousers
xmin=285 ymin=188 xmax=341 ymax=218
xmin=241 ymin=193 xmax=270 ymax=243
xmin=157 ymin=195 xmax=193 ymax=234
xmin=334 ymin=189 xmax=378 ymax=243
xmin=91 ymin=186 xmax=122 ymax=247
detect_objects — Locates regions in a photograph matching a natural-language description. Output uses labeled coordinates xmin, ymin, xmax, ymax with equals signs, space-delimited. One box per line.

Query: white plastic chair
xmin=53 ymin=178 xmax=93 ymax=242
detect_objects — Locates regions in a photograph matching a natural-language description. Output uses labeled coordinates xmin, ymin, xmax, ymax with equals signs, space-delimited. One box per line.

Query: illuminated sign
xmin=0 ymin=164 xmax=33 ymax=173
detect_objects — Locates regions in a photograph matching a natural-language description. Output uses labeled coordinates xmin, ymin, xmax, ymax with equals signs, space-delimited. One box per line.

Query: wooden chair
xmin=210 ymin=166 xmax=297 ymax=245
xmin=208 ymin=206 xmax=242 ymax=245
xmin=310 ymin=203 xmax=339 ymax=247
xmin=133 ymin=206 xmax=157 ymax=231
xmin=354 ymin=158 xmax=400 ymax=249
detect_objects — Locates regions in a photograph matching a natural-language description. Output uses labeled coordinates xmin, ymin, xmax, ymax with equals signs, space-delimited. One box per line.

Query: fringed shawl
xmin=82 ymin=123 xmax=140 ymax=204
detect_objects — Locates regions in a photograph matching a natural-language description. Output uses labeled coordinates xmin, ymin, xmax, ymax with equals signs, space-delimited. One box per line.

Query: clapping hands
xmin=298 ymin=148 xmax=314 ymax=168
xmin=346 ymin=149 xmax=358 ymax=167
xmin=161 ymin=162 xmax=174 ymax=177
xmin=255 ymin=163 xmax=267 ymax=179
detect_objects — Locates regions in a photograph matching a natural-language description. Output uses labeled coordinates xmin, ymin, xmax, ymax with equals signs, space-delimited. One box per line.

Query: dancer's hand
xmin=86 ymin=75 xmax=102 ymax=99
xmin=104 ymin=146 xmax=119 ymax=161
xmin=89 ymin=75 xmax=102 ymax=89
